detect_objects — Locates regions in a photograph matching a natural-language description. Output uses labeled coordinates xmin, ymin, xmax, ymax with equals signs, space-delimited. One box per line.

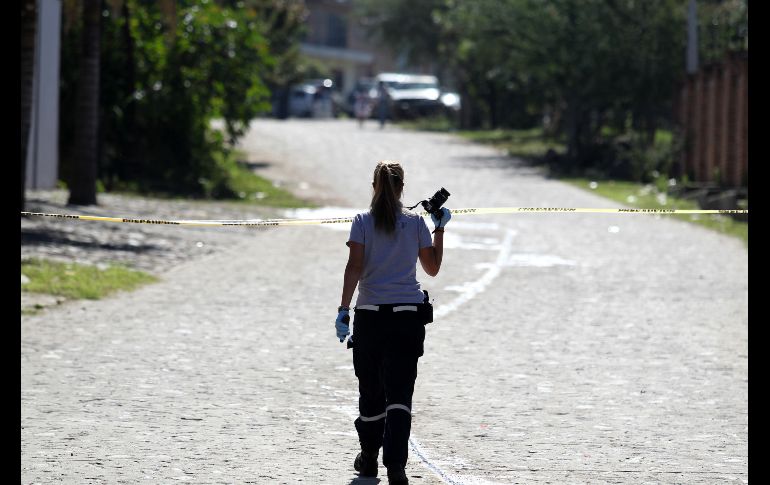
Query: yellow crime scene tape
xmin=20 ymin=207 xmax=748 ymax=228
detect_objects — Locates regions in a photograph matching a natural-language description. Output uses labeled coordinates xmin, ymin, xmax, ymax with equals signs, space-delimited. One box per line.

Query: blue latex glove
xmin=431 ymin=207 xmax=452 ymax=230
xmin=335 ymin=308 xmax=350 ymax=343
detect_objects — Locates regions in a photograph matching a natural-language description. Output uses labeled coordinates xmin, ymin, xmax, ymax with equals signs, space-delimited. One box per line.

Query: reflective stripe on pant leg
xmin=353 ymin=308 xmax=386 ymax=452
xmin=359 ymin=411 xmax=387 ymax=422
xmin=382 ymin=402 xmax=413 ymax=468
xmin=381 ymin=319 xmax=421 ymax=468
xmin=385 ymin=404 xmax=411 ymax=415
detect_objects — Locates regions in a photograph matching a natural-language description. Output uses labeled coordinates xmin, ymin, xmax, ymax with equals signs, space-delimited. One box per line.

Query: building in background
xmin=300 ymin=0 xmax=430 ymax=96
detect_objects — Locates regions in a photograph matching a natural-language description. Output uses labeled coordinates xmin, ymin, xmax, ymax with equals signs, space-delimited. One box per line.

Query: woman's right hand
xmin=335 ymin=308 xmax=350 ymax=343
xmin=431 ymin=208 xmax=452 ymax=230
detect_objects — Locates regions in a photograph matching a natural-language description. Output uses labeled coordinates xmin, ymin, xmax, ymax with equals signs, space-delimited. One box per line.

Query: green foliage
xmin=359 ymin=0 xmax=685 ymax=133
xmin=294 ymin=55 xmax=335 ymax=81
xmin=21 ymin=258 xmax=159 ymax=300
xmin=395 ymin=114 xmax=457 ymax=132
xmin=355 ymin=0 xmax=446 ymax=66
xmin=355 ymin=0 xmax=748 ymax=184
xmin=60 ymin=0 xmax=307 ymax=200
xmin=245 ymin=0 xmax=308 ymax=87
xmin=544 ymin=129 xmax=683 ymax=182
xmin=410 ymin=121 xmax=680 ymax=188
xmin=698 ymin=0 xmax=748 ymax=64
xmin=197 ymin=149 xmax=312 ymax=207
xmin=458 ymin=127 xmax=566 ymax=161
xmin=562 ymin=178 xmax=748 ymax=246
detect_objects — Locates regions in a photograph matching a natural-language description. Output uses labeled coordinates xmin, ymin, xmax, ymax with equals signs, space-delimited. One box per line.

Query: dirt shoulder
xmin=21 ymin=189 xmax=300 ymax=313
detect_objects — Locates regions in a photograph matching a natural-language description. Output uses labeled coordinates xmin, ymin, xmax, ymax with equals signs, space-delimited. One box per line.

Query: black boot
xmin=354 ymin=450 xmax=379 ymax=477
xmin=386 ymin=465 xmax=408 ymax=484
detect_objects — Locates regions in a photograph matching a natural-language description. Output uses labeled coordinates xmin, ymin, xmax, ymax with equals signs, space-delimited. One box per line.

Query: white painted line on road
xmin=409 ymin=437 xmax=514 ymax=485
xmin=441 ymin=221 xmax=501 ymax=232
xmin=433 ymin=229 xmax=516 ymax=320
xmin=442 ymin=233 xmax=504 ymax=252
xmin=334 ymin=402 xmax=501 ymax=484
xmin=502 ymin=253 xmax=577 ymax=268
xmin=408 ymin=438 xmax=466 ymax=485
xmin=408 ymin=228 xmax=519 ymax=484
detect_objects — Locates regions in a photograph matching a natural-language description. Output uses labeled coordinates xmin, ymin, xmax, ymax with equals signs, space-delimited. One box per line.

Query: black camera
xmin=422 ymin=188 xmax=451 ymax=217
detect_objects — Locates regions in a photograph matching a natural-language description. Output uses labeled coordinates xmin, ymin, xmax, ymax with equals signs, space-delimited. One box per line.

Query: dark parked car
xmin=286 ymin=78 xmax=343 ymax=118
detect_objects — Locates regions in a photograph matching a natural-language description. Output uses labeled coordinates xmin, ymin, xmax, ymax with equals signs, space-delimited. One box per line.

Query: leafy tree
xmin=239 ymin=0 xmax=308 ymax=119
xmin=59 ymin=0 xmax=305 ymax=199
xmin=355 ymin=0 xmax=691 ymax=172
xmin=355 ymin=0 xmax=446 ymax=65
xmin=697 ymin=0 xmax=747 ymax=64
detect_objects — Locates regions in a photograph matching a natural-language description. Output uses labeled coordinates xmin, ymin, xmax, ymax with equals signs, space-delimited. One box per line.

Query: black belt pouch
xmin=418 ymin=290 xmax=434 ymax=325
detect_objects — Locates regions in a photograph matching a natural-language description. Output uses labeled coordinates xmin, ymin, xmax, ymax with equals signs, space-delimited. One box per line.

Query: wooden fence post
xmin=719 ymin=57 xmax=731 ymax=187
xmin=734 ymin=57 xmax=747 ymax=187
xmin=705 ymin=66 xmax=716 ymax=184
xmin=675 ymin=52 xmax=747 ymax=190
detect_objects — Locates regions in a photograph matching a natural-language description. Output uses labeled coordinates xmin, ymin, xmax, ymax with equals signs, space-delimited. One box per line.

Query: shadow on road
xmin=21 ymin=227 xmax=162 ymax=253
xmin=448 ymin=153 xmax=544 ymax=176
xmin=347 ymin=476 xmax=380 ymax=484
xmin=237 ymin=159 xmax=273 ymax=171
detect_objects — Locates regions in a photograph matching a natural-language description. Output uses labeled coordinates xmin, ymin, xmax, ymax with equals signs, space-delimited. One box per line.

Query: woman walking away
xmin=335 ymin=161 xmax=451 ymax=484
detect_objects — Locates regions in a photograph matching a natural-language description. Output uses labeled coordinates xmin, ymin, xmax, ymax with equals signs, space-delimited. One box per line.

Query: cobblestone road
xmin=21 ymin=119 xmax=748 ymax=484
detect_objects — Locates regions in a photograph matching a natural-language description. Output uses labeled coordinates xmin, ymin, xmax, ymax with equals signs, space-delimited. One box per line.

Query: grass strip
xmin=457 ymin=128 xmax=566 ymax=160
xmin=562 ymin=178 xmax=748 ymax=245
xmin=398 ymin=122 xmax=747 ymax=245
xmin=93 ymin=148 xmax=315 ymax=209
xmin=21 ymin=258 xmax=159 ymax=300
xmin=223 ymin=155 xmax=315 ymax=209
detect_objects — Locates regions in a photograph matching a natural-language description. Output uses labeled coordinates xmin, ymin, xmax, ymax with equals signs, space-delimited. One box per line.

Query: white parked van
xmin=374 ymin=73 xmax=444 ymax=119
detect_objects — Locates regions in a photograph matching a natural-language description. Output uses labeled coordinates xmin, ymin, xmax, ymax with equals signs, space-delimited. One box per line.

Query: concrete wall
xmin=26 ymin=0 xmax=61 ymax=190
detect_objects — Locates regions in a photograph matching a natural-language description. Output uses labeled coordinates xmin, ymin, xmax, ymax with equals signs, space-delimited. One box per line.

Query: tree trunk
xmin=487 ymin=80 xmax=498 ymax=129
xmin=565 ymin=97 xmax=582 ymax=162
xmin=458 ymin=80 xmax=472 ymax=130
xmin=644 ymin=109 xmax=657 ymax=147
xmin=68 ymin=0 xmax=100 ymax=206
xmin=117 ymin=0 xmax=137 ymax=187
xmin=21 ymin=0 xmax=36 ymax=211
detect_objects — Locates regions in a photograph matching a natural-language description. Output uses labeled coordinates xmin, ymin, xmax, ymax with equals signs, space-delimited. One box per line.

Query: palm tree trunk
xmin=68 ymin=0 xmax=100 ymax=206
xmin=21 ymin=0 xmax=36 ymax=211
xmin=118 ymin=0 xmax=137 ymax=186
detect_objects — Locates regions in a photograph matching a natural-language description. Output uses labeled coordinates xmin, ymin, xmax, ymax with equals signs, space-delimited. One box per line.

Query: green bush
xmin=542 ymin=129 xmax=681 ymax=185
xmin=59 ymin=1 xmax=305 ymax=201
xmin=609 ymin=133 xmax=682 ymax=183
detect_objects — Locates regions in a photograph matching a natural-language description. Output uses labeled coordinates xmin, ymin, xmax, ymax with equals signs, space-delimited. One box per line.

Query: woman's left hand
xmin=431 ymin=207 xmax=452 ymax=230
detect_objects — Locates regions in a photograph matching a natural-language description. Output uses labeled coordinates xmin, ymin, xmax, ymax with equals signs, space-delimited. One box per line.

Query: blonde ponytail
xmin=370 ymin=161 xmax=404 ymax=234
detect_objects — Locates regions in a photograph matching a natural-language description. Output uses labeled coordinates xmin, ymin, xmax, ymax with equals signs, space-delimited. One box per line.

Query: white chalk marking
xmin=433 ymin=229 xmax=516 ymax=320
xmin=408 ymin=228 xmax=520 ymax=484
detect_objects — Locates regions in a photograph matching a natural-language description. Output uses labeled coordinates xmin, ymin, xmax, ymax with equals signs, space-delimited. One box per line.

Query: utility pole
xmin=24 ymin=0 xmax=62 ymax=196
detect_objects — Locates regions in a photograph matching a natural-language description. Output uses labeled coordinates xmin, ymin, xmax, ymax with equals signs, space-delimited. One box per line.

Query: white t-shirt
xmin=347 ymin=210 xmax=433 ymax=305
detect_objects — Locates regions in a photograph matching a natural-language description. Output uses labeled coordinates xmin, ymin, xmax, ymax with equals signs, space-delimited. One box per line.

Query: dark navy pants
xmin=352 ymin=306 xmax=426 ymax=468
